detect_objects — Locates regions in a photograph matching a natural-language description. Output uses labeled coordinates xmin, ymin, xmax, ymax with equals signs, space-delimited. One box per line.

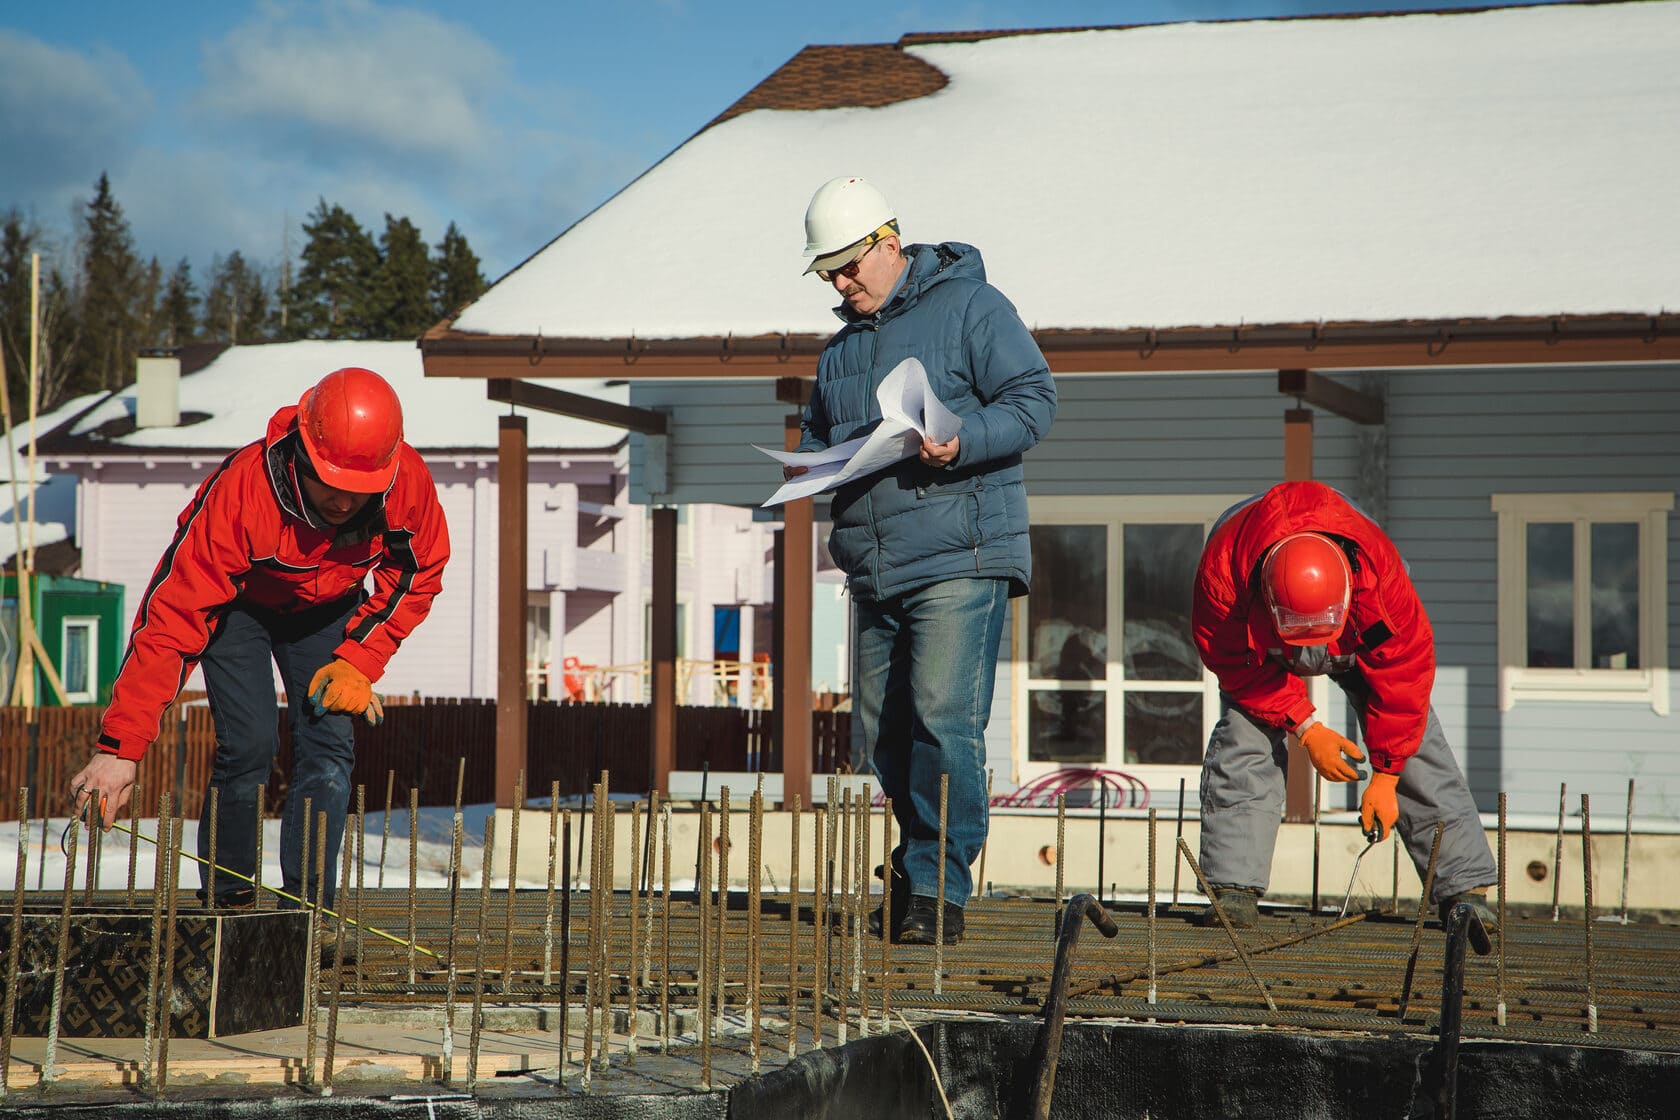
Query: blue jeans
xmin=851 ymin=577 xmax=1010 ymax=907
xmin=199 ymin=596 xmax=360 ymax=908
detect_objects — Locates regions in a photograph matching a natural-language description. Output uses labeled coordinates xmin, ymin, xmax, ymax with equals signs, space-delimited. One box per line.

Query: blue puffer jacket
xmin=799 ymin=242 xmax=1057 ymax=602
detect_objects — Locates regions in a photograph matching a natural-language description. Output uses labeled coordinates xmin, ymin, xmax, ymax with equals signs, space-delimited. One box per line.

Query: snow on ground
xmin=0 ymin=803 xmax=494 ymax=895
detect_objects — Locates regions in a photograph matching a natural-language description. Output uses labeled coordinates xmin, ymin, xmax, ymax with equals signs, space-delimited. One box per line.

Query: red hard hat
xmin=1261 ymin=532 xmax=1352 ymax=645
xmin=296 ymin=367 xmax=404 ymax=493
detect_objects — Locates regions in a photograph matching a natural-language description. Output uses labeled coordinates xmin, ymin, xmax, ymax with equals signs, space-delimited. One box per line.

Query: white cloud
xmin=194 ymin=0 xmax=507 ymax=166
xmin=0 ymin=30 xmax=152 ymax=211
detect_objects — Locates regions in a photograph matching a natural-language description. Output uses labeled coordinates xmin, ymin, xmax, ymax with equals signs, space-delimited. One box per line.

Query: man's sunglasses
xmin=816 ymin=239 xmax=881 ymax=283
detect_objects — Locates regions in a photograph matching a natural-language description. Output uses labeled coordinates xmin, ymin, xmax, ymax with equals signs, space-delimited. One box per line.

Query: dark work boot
xmin=897 ymin=895 xmax=964 ymax=945
xmin=1438 ymin=889 xmax=1498 ymax=933
xmin=867 ymin=852 xmax=911 ymax=939
xmin=1191 ymin=887 xmax=1260 ymax=929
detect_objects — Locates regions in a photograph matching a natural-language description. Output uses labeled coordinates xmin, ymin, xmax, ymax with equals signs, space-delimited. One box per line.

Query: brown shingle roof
xmin=706 ymin=43 xmax=948 ymax=128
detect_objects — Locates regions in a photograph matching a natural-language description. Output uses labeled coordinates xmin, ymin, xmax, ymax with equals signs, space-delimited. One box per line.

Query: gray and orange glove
xmin=1296 ymin=721 xmax=1365 ymax=783
xmin=1361 ymin=772 xmax=1400 ymax=840
xmin=307 ymin=658 xmax=385 ymax=725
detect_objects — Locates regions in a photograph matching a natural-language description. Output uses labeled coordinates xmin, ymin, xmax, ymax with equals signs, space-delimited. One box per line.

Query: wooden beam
xmin=776 ymin=376 xmax=814 ymax=405
xmin=496 ymin=415 xmax=529 ymax=810
xmin=774 ymin=413 xmax=814 ymax=809
xmin=1283 ymin=407 xmax=1315 ymax=484
xmin=421 ymin=318 xmax=1680 ymax=379
xmin=487 ymin=378 xmax=669 ymax=435
xmin=650 ymin=507 xmax=677 ymax=798
xmin=1278 ymin=370 xmax=1384 ymax=425
xmin=1281 ymin=406 xmax=1317 ymax=825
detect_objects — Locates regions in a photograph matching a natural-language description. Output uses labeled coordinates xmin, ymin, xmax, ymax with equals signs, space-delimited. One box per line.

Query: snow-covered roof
xmin=57 ymin=340 xmax=628 ymax=452
xmin=1 ymin=390 xmax=103 ymax=555
xmin=453 ymin=2 xmax=1678 ymax=339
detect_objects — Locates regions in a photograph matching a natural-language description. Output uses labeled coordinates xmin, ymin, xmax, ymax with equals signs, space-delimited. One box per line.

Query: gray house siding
xmin=1383 ymin=363 xmax=1680 ymax=818
xmin=630 ymin=365 xmax=1678 ymax=816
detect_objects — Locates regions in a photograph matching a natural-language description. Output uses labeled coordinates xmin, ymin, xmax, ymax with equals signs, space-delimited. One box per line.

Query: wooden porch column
xmin=650 ymin=506 xmax=677 ymax=796
xmin=496 ymin=415 xmax=528 ymax=808
xmin=1281 ymin=402 xmax=1316 ymax=823
xmin=775 ymin=412 xmax=814 ymax=808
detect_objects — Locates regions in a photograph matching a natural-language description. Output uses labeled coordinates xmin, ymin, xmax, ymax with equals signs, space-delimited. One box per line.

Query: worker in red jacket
xmin=1190 ymin=481 xmax=1495 ymax=930
xmin=70 ymin=367 xmax=449 ymax=909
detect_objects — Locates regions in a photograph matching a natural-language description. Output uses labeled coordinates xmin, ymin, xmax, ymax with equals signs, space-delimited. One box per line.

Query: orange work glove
xmin=1361 ymin=772 xmax=1400 ymax=840
xmin=307 ymin=658 xmax=384 ymax=725
xmin=1297 ymin=722 xmax=1365 ymax=783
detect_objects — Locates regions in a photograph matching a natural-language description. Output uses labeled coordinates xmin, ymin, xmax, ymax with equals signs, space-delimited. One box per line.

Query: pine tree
xmin=137 ymin=256 xmax=165 ymax=347
xmin=0 ymin=212 xmax=37 ymax=417
xmin=79 ymin=172 xmax=143 ymax=391
xmin=430 ymin=221 xmax=486 ymax=320
xmin=372 ymin=214 xmax=434 ymax=338
xmin=32 ymin=263 xmax=85 ymax=414
xmin=158 ymin=258 xmax=198 ymax=347
xmin=204 ymin=251 xmax=271 ymax=344
xmin=287 ymin=199 xmax=379 ymax=338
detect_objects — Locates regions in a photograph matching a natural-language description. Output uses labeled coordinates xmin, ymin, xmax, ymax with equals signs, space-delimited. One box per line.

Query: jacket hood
xmin=834 ymin=242 xmax=985 ymax=327
xmin=265 ymin=404 xmax=302 ymax=449
xmin=260 ymin=404 xmax=383 ymax=536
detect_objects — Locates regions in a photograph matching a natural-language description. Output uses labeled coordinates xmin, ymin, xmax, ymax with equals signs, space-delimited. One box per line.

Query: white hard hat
xmin=801 ymin=176 xmax=898 ymax=275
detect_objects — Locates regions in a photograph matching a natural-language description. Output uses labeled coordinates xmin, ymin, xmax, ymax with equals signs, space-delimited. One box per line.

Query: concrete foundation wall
xmin=491 ymin=806 xmax=1680 ymax=913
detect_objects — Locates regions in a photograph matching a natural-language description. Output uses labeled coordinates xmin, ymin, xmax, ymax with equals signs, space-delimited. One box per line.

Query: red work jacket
xmin=1191 ymin=481 xmax=1434 ymax=774
xmin=96 ymin=406 xmax=450 ymax=761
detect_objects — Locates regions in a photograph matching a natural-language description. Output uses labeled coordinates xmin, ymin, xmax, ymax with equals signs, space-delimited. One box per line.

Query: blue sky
xmin=1 ymin=0 xmax=1565 ymax=286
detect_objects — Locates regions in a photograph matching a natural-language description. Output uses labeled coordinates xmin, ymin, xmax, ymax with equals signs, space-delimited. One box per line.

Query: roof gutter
xmin=421 ymin=314 xmax=1680 ymax=379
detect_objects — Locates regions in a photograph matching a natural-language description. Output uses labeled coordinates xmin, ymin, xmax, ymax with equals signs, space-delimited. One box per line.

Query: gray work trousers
xmin=1198 ymin=689 xmax=1497 ymax=904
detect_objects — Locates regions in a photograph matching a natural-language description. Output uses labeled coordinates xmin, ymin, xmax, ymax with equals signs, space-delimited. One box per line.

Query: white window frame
xmin=1491 ymin=492 xmax=1671 ymax=714
xmin=61 ymin=616 xmax=100 ymax=704
xmin=642 ymin=593 xmax=692 ymax=702
xmin=1014 ymin=494 xmax=1247 ymax=791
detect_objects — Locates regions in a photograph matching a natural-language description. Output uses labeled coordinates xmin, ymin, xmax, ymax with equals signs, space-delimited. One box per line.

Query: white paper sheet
xmin=756 ymin=358 xmax=962 ymax=507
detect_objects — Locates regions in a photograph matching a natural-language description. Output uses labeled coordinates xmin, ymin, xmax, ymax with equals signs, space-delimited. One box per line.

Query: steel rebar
xmin=155 ymin=816 xmax=184 ymax=1096
xmin=1396 ymin=821 xmax=1446 ymax=1024
xmin=322 ymin=818 xmax=356 ymax=1096
xmin=440 ymin=811 xmax=463 ymax=1085
xmin=502 ymin=771 xmax=523 ymax=994
xmin=0 ymin=789 xmax=27 ymax=1099
xmin=204 ymin=786 xmax=218 ymax=907
xmin=1031 ymin=893 xmax=1119 ymax=1120
xmin=1176 ymin=837 xmax=1276 ymax=1013
xmin=253 ymin=782 xmax=266 ymax=908
xmin=467 ymin=817 xmax=493 ymax=1091
xmin=1621 ymin=778 xmax=1635 ymax=925
xmin=1147 ymin=808 xmax=1158 ymax=1006
xmin=935 ymin=774 xmax=949 ymax=994
xmin=1552 ymin=780 xmax=1567 ymax=922
xmin=786 ymin=793 xmax=801 ymax=1058
xmin=377 ymin=770 xmax=395 ymax=889
xmin=1583 ymin=793 xmax=1597 ymax=1033
xmin=1054 ymin=794 xmax=1067 ymax=933
xmin=1171 ymin=777 xmax=1186 ymax=908
xmin=125 ymin=780 xmax=140 ymax=906
xmin=43 ymin=802 xmax=77 ymax=1084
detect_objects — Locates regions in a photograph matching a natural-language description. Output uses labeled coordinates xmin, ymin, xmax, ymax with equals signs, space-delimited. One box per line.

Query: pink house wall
xmin=61 ymin=450 xmax=784 ymax=706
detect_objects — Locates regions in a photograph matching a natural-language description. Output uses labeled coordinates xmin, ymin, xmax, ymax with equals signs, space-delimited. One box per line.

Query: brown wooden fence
xmin=0 ymin=701 xmax=851 ymax=821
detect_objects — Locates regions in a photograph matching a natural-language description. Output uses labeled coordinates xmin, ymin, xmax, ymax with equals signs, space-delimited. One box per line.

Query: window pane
xmin=64 ymin=624 xmax=90 ymax=695
xmin=1525 ymin=522 xmax=1573 ymax=667
xmin=1122 ymin=523 xmax=1202 ymax=681
xmin=1029 ymin=525 xmax=1107 ymax=680
xmin=1028 ymin=689 xmax=1105 ymax=763
xmin=1591 ymin=522 xmax=1640 ymax=670
xmin=1123 ymin=692 xmax=1203 ymax=766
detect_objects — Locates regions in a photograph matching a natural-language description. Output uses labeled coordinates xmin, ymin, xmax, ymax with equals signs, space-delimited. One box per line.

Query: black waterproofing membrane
xmin=2 ymin=1019 xmax=1675 ymax=1119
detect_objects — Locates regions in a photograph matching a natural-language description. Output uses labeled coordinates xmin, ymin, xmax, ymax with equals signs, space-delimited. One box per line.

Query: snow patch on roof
xmin=65 ymin=340 xmax=629 ymax=452
xmin=454 ymin=3 xmax=1679 ymax=339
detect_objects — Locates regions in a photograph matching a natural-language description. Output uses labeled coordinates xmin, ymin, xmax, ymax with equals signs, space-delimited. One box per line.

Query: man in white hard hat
xmin=789 ymin=176 xmax=1057 ymax=944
